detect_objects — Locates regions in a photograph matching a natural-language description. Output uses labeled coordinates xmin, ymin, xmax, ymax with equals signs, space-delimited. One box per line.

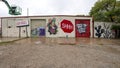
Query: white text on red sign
xmin=62 ymin=23 xmax=73 ymax=30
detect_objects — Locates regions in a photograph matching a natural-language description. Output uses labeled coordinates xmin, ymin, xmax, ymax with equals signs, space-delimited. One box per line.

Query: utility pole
xmin=27 ymin=8 xmax=29 ymax=16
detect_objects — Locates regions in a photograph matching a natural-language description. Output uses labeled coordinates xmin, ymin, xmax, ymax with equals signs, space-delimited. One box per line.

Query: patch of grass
xmin=99 ymin=43 xmax=104 ymax=45
xmin=59 ymin=43 xmax=76 ymax=45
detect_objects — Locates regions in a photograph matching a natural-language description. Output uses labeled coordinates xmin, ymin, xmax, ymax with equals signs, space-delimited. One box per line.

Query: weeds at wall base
xmin=0 ymin=37 xmax=28 ymax=46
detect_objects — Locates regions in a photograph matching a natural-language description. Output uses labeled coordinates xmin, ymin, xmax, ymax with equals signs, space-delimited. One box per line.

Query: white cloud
xmin=0 ymin=0 xmax=97 ymax=17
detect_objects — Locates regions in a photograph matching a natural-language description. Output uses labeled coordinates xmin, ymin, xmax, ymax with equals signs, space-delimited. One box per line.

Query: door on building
xmin=75 ymin=19 xmax=90 ymax=38
xmin=31 ymin=19 xmax=46 ymax=37
xmin=7 ymin=19 xmax=19 ymax=37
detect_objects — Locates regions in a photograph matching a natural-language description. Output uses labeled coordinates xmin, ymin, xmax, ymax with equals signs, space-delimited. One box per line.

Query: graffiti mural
xmin=31 ymin=27 xmax=45 ymax=36
xmin=39 ymin=27 xmax=45 ymax=36
xmin=95 ymin=23 xmax=114 ymax=38
xmin=47 ymin=18 xmax=58 ymax=35
xmin=103 ymin=23 xmax=113 ymax=38
xmin=95 ymin=25 xmax=104 ymax=38
xmin=77 ymin=24 xmax=87 ymax=33
xmin=31 ymin=28 xmax=38 ymax=36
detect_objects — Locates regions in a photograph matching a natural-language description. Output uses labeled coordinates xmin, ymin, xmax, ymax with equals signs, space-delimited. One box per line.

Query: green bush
xmin=111 ymin=25 xmax=120 ymax=30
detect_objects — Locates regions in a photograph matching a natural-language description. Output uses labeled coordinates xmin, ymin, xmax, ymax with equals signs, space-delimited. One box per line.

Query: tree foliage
xmin=89 ymin=0 xmax=120 ymax=23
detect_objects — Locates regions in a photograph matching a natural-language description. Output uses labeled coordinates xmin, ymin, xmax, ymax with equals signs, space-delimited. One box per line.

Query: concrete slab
xmin=14 ymin=37 xmax=120 ymax=46
xmin=0 ymin=38 xmax=19 ymax=43
xmin=0 ymin=37 xmax=120 ymax=68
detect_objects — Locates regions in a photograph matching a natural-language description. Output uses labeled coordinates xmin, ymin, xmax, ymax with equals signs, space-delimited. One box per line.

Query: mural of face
xmin=47 ymin=18 xmax=58 ymax=35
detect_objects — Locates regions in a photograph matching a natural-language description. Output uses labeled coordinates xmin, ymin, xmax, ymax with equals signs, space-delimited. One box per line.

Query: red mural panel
xmin=61 ymin=19 xmax=74 ymax=33
xmin=75 ymin=19 xmax=90 ymax=38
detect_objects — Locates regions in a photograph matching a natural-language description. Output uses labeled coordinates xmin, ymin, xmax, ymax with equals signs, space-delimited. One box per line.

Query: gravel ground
xmin=0 ymin=38 xmax=120 ymax=68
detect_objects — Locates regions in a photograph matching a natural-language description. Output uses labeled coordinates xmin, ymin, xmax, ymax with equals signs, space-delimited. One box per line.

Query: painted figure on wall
xmin=31 ymin=27 xmax=45 ymax=36
xmin=103 ymin=23 xmax=113 ymax=38
xmin=77 ymin=24 xmax=87 ymax=33
xmin=47 ymin=18 xmax=58 ymax=35
xmin=95 ymin=24 xmax=113 ymax=38
xmin=95 ymin=25 xmax=104 ymax=38
xmin=31 ymin=28 xmax=38 ymax=36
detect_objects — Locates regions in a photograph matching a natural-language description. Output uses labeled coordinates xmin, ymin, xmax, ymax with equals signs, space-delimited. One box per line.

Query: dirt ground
xmin=0 ymin=38 xmax=120 ymax=68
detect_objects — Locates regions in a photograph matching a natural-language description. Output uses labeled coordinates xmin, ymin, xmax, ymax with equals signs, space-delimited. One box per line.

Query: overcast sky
xmin=0 ymin=0 xmax=98 ymax=17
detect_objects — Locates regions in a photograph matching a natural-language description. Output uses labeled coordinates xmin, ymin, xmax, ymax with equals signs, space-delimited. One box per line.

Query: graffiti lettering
xmin=60 ymin=19 xmax=74 ymax=33
xmin=16 ymin=20 xmax=29 ymax=27
xmin=77 ymin=24 xmax=87 ymax=33
xmin=62 ymin=23 xmax=73 ymax=30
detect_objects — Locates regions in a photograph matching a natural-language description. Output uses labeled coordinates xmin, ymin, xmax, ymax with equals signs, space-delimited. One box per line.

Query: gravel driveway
xmin=0 ymin=38 xmax=120 ymax=68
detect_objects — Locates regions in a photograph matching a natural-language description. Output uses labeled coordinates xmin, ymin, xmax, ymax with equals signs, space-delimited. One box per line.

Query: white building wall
xmin=39 ymin=17 xmax=76 ymax=37
xmin=15 ymin=18 xmax=31 ymax=37
xmin=94 ymin=21 xmax=113 ymax=38
xmin=57 ymin=17 xmax=75 ymax=37
xmin=2 ymin=19 xmax=8 ymax=37
xmin=46 ymin=17 xmax=59 ymax=37
xmin=45 ymin=16 xmax=93 ymax=37
xmin=2 ymin=18 xmax=31 ymax=37
xmin=2 ymin=16 xmax=93 ymax=38
xmin=30 ymin=16 xmax=93 ymax=38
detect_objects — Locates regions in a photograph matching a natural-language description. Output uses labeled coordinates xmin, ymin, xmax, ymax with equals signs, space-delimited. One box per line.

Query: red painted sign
xmin=61 ymin=19 xmax=74 ymax=33
xmin=16 ymin=20 xmax=29 ymax=27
